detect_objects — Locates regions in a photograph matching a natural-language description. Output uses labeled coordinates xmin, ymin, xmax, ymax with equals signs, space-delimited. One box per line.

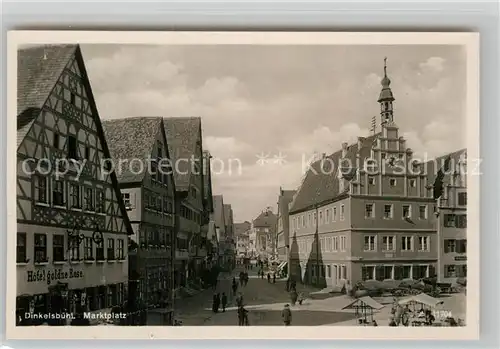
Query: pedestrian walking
xmin=221 ymin=293 xmax=228 ymax=312
xmin=237 ymin=305 xmax=249 ymax=326
xmin=290 ymin=280 xmax=297 ymax=292
xmin=244 ymin=272 xmax=249 ymax=286
xmin=290 ymin=289 xmax=298 ymax=306
xmin=212 ymin=293 xmax=218 ymax=313
xmin=239 ymin=271 xmax=244 ymax=287
xmin=232 ymin=278 xmax=238 ymax=296
xmin=281 ymin=304 xmax=292 ymax=326
xmin=235 ymin=292 xmax=244 ymax=307
xmin=273 ymin=273 xmax=276 ymax=284
xmin=267 ymin=272 xmax=271 ymax=283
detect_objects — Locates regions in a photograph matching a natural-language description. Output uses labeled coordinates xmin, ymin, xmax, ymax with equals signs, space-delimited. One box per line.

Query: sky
xmin=81 ymin=44 xmax=467 ymax=223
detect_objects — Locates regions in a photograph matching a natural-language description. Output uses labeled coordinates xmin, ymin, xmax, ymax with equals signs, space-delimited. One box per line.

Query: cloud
xmin=419 ymin=56 xmax=446 ymax=73
xmin=81 ymin=45 xmax=466 ymax=221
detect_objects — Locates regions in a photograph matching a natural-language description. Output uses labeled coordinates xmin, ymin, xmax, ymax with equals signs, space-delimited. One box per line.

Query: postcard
xmin=6 ymin=30 xmax=479 ymax=340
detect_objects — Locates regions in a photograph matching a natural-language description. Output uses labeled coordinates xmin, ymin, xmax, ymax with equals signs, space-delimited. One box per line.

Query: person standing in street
xmin=244 ymin=271 xmax=249 ymax=286
xmin=237 ymin=305 xmax=249 ymax=326
xmin=221 ymin=293 xmax=228 ymax=312
xmin=267 ymin=272 xmax=271 ymax=283
xmin=273 ymin=273 xmax=276 ymax=284
xmin=232 ymin=277 xmax=238 ymax=296
xmin=281 ymin=304 xmax=292 ymax=326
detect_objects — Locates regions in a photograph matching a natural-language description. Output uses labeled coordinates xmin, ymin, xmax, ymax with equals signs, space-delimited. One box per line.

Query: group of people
xmin=211 ymin=292 xmax=228 ymax=313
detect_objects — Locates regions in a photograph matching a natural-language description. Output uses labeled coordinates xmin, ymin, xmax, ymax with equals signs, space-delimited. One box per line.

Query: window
xmin=368 ymin=177 xmax=375 ymax=185
xmin=307 ymin=213 xmax=311 ymax=227
xmin=413 ymin=265 xmax=428 ymax=279
xmin=340 ymin=205 xmax=345 ymax=221
xmin=381 ymin=153 xmax=386 ymax=159
xmin=84 ymin=187 xmax=94 ymax=211
xmin=389 ymin=178 xmax=397 ymax=187
xmin=68 ymin=236 xmax=80 ymax=261
xmin=382 ymin=236 xmax=395 ymax=251
xmin=96 ymin=190 xmax=105 ymax=213
xmin=444 ymin=265 xmax=456 ymax=278
xmin=341 ymin=265 xmax=346 ymax=279
xmin=325 ymin=209 xmax=330 ymax=222
xmin=96 ymin=241 xmax=105 ymax=261
xmin=70 ymin=92 xmax=76 ymax=105
xmin=401 ymin=236 xmax=413 ymax=251
xmin=456 ymin=239 xmax=467 ymax=253
xmin=409 ymin=179 xmax=416 ymax=188
xmin=52 ymin=178 xmax=65 ymax=206
xmin=365 ymin=203 xmax=375 ymax=218
xmin=68 ymin=135 xmax=78 ymax=160
xmin=419 ymin=205 xmax=427 ymax=220
xmin=84 ymin=237 xmax=93 ymax=260
xmin=458 ymin=192 xmax=467 ymax=206
xmin=53 ymin=235 xmax=65 ymax=262
xmin=301 ymin=215 xmax=305 ymax=227
xmin=418 ymin=236 xmax=430 ymax=251
xmin=122 ymin=193 xmax=131 ymax=209
xmin=456 ymin=215 xmax=467 ymax=228
xmin=117 ymin=239 xmax=125 ymax=260
xmin=313 ymin=212 xmax=317 ymax=225
xmin=34 ymin=234 xmax=47 ymax=262
xmin=34 ymin=175 xmax=48 ymax=204
xmin=384 ymin=204 xmax=393 ymax=219
xmin=340 ymin=236 xmax=346 ymax=251
xmin=85 ymin=146 xmax=90 ymax=160
xmin=362 ymin=266 xmax=375 ymax=280
xmin=319 ymin=211 xmax=323 ymax=224
xmin=327 ymin=265 xmax=331 ymax=278
xmin=402 ymin=205 xmax=411 ymax=218
xmin=53 ymin=133 xmax=60 ymax=149
xmin=69 ymin=183 xmax=81 ymax=209
xmin=107 ymin=238 xmax=115 ymax=260
xmin=444 ymin=239 xmax=456 ymax=253
xmin=364 ymin=236 xmax=376 ymax=251
xmin=17 ymin=233 xmax=27 ymax=263
xmin=332 ymin=207 xmax=337 ymax=221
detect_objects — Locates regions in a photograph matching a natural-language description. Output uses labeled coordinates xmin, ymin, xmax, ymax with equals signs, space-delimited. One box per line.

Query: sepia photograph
xmin=6 ymin=31 xmax=479 ymax=339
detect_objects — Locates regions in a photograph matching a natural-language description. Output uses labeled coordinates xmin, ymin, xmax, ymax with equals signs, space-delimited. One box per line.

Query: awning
xmin=398 ymin=293 xmax=444 ymax=308
xmin=342 ymin=296 xmax=384 ymax=310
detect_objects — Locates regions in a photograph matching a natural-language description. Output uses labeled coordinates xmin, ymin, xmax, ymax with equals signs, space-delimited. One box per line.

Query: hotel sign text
xmin=27 ymin=268 xmax=84 ymax=285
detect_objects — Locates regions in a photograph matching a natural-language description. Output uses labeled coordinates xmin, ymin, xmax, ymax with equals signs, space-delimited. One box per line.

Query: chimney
xmin=341 ymin=142 xmax=348 ymax=158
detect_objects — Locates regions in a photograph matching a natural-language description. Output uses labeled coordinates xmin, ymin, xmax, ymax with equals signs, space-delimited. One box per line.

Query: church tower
xmin=378 ymin=57 xmax=395 ymax=125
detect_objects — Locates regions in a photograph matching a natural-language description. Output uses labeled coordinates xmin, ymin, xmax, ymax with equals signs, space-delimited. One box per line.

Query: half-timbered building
xmin=102 ymin=117 xmax=176 ymax=324
xmin=16 ymin=44 xmax=133 ymax=325
xmin=163 ymin=117 xmax=205 ymax=287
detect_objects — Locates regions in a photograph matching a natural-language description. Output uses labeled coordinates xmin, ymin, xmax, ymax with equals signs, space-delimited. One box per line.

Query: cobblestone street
xmin=174 ymin=268 xmax=357 ymax=326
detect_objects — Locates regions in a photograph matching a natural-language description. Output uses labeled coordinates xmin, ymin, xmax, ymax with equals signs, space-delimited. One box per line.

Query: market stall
xmin=342 ymin=296 xmax=384 ymax=326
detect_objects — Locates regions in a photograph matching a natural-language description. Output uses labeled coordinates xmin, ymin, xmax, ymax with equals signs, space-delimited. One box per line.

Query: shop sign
xmin=26 ymin=268 xmax=84 ymax=285
xmin=454 ymin=256 xmax=467 ymax=261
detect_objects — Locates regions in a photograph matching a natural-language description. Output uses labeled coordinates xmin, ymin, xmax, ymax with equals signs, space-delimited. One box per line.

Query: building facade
xmin=428 ymin=150 xmax=467 ymax=283
xmin=234 ymin=221 xmax=251 ymax=262
xmin=202 ymin=151 xmax=217 ymax=268
xmin=275 ymin=188 xmax=296 ymax=268
xmin=163 ymin=117 xmax=205 ymax=286
xmin=250 ymin=209 xmax=277 ymax=261
xmin=212 ymin=195 xmax=227 ymax=266
xmin=102 ymin=117 xmax=176 ymax=323
xmin=223 ymin=204 xmax=236 ymax=268
xmin=16 ymin=45 xmax=132 ymax=325
xmin=289 ymin=60 xmax=439 ymax=288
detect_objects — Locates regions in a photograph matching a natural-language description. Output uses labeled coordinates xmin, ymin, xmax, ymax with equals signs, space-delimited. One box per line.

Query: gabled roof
xmin=282 ymin=190 xmax=297 ymax=202
xmin=289 ymin=134 xmax=378 ymax=214
xmin=253 ymin=210 xmax=277 ymax=228
xmin=234 ymin=221 xmax=251 ymax=236
xmin=422 ymin=149 xmax=467 ymax=187
xmin=17 ymin=44 xmax=78 ymax=147
xmin=163 ymin=117 xmax=202 ymax=191
xmin=102 ymin=117 xmax=164 ymax=184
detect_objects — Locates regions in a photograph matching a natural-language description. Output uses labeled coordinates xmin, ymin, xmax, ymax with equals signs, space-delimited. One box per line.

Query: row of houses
xmin=15 ymin=44 xmax=236 ymax=325
xmin=274 ymin=60 xmax=467 ymax=287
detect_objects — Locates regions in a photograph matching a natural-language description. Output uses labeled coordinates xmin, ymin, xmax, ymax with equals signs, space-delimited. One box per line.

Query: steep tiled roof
xmin=253 ymin=210 xmax=277 ymax=228
xmin=163 ymin=117 xmax=202 ymax=191
xmin=102 ymin=117 xmax=163 ymax=184
xmin=289 ymin=134 xmax=378 ymax=213
xmin=223 ymin=204 xmax=233 ymax=226
xmin=213 ymin=195 xmax=225 ymax=230
xmin=234 ymin=221 xmax=251 ymax=236
xmin=17 ymin=44 xmax=77 ymax=147
xmin=423 ymin=149 xmax=467 ymax=187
